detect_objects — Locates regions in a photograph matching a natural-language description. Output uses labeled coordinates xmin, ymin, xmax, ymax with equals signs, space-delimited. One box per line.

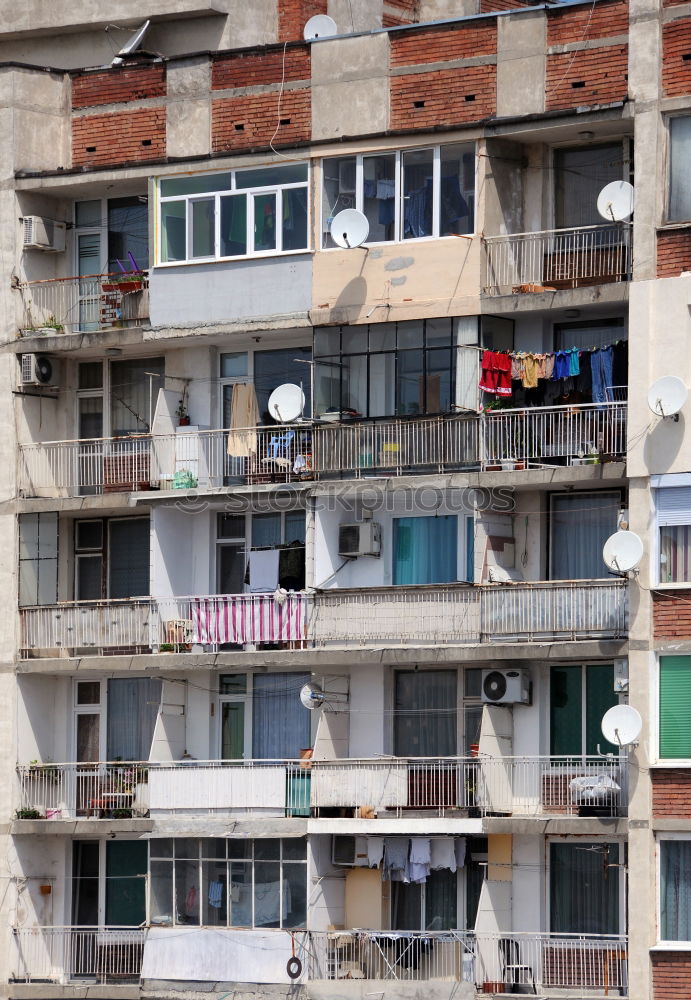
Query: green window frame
xmin=660 ymin=656 xmax=691 ymax=758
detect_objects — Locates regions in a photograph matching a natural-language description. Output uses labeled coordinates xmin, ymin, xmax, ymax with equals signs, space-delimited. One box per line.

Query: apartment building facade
xmin=0 ymin=0 xmax=686 ymax=998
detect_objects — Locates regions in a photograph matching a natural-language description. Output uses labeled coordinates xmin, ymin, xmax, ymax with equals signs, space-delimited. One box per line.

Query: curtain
xmin=661 ymin=841 xmax=691 ymax=940
xmin=660 ymin=526 xmax=691 ymax=584
xmin=393 ymin=516 xmax=457 ymax=585
xmin=109 ymin=518 xmax=150 ymax=598
xmin=550 ymin=492 xmax=619 ymax=580
xmin=425 ymin=869 xmax=457 ymax=929
xmin=107 ymin=678 xmax=162 ymax=761
xmin=252 ymin=673 xmax=310 ymax=759
xmin=550 ymin=843 xmax=619 ymax=934
xmin=669 ymin=117 xmax=691 ymax=223
xmin=394 ymin=670 xmax=457 ymax=757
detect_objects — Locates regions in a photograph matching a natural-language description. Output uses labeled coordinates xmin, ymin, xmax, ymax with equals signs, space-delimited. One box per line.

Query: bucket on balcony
xmin=469 ymin=743 xmax=480 ymax=758
xmin=45 ymin=808 xmax=61 ymax=820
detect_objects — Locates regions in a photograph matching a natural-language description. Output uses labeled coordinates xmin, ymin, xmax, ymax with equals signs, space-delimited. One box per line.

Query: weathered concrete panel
xmin=327 ymin=0 xmax=383 ymax=31
xmin=497 ymin=10 xmax=546 ymax=118
xmin=311 ymin=32 xmax=390 ymax=139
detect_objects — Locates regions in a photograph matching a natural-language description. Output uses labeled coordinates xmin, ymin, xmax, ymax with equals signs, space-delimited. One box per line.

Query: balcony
xmin=17 ymin=273 xmax=149 ymax=336
xmin=12 ymin=926 xmax=145 ymax=984
xmin=15 ymin=754 xmax=626 ymax=820
xmin=483 ymin=223 xmax=631 ymax=296
xmin=17 ymin=403 xmax=627 ymax=497
xmin=17 ymin=580 xmax=628 ymax=656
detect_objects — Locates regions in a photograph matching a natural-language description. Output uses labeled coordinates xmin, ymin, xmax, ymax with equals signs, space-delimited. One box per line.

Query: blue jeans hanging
xmin=591 ymin=346 xmax=614 ymax=407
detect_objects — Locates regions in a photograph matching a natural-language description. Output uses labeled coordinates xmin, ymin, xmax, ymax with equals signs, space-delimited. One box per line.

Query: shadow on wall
xmin=642 ymin=414 xmax=685 ymax=474
xmin=331 ymin=274 xmax=369 ymax=323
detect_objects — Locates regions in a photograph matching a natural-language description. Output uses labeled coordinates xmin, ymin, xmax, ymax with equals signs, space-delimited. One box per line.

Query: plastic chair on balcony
xmin=500 ymin=937 xmax=537 ymax=995
xmin=263 ymin=430 xmax=295 ymax=469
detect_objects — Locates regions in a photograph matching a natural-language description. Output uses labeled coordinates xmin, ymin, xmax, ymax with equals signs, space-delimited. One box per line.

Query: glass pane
xmin=254 ymin=861 xmax=281 ymax=927
xmin=78 ymin=362 xmax=104 ymax=390
xmin=282 ymin=839 xmax=307 ymax=860
xmin=19 ymin=514 xmax=38 ymax=561
xmin=218 ymin=514 xmax=245 ymax=539
xmin=221 ymin=703 xmax=245 ymax=759
xmin=369 ymin=323 xmax=396 ymax=352
xmin=426 ymin=348 xmax=453 ymax=413
xmin=217 ymin=545 xmax=246 ymax=594
xmin=440 ymin=143 xmax=474 ymax=236
xmin=425 ymin=869 xmax=457 ymax=930
xmin=110 ymin=356 xmax=164 ymax=435
xmin=392 ymin=882 xmax=422 ymax=930
xmin=670 ymin=117 xmax=691 ymax=222
xmin=322 ymin=157 xmax=356 ymax=248
xmin=464 ymin=705 xmax=483 ymax=753
xmin=228 ymin=841 xmax=251 ymax=860
xmin=220 ymin=674 xmax=247 ymax=695
xmin=342 ymin=355 xmax=367 ymax=416
xmin=175 ymin=839 xmax=200 ymax=859
xmin=229 ymin=860 xmax=252 ymax=926
xmin=220 ymin=352 xmax=249 ymax=379
xmin=38 ymin=513 xmax=58 ymax=559
xmin=254 ymin=346 xmax=312 ymax=423
xmin=660 ymin=525 xmax=691 ymax=584
xmin=220 ymin=194 xmax=247 ymax=257
xmin=108 ymin=518 xmax=150 ymax=598
xmin=175 ymin=859 xmax=200 ymax=924
xmin=398 ymin=321 xmax=424 ymax=349
xmin=550 ymin=843 xmax=619 ymax=934
xmin=108 ymin=196 xmax=148 ymax=273
xmin=255 ymin=839 xmax=281 ymax=861
xmin=37 ymin=559 xmax=57 ymax=606
xmin=160 ymin=172 xmax=232 ymax=197
xmin=235 ymin=164 xmax=307 ymax=189
xmin=76 ymin=200 xmax=102 ymax=227
xmin=283 ymin=862 xmax=307 ymax=928
xmin=78 ymin=232 xmax=102 ymax=276
xmin=76 ymin=714 xmax=100 ymax=762
xmin=369 ymin=353 xmax=395 ymax=417
xmin=342 ymin=328 xmax=368 ymax=354
xmin=77 ymin=681 xmax=101 ymax=705
xmin=362 ymin=153 xmax=396 ymax=243
xmin=72 ymin=841 xmax=99 ymax=925
xmin=464 ymin=668 xmax=482 ymax=698
xmin=284 ymin=512 xmax=305 ymax=544
xmin=397 ymin=349 xmax=424 ymax=416
xmin=150 ymin=839 xmax=174 ymax=858
xmin=550 ymin=492 xmax=620 ymax=580
xmin=78 ymin=396 xmax=103 ymax=439
xmin=106 ymin=677 xmax=161 ymax=761
xmin=252 ymin=513 xmax=281 ymax=547
xmin=661 ymin=840 xmax=691 ymax=940
xmin=393 ymin=517 xmax=457 ymax=587
xmin=202 ymin=858 xmax=227 ymax=925
xmin=402 ymin=148 xmax=434 ymax=239
xmin=160 ymin=201 xmax=186 ymax=262
xmin=203 ymin=839 xmax=227 ymax=859
xmin=555 ymin=144 xmax=622 ymax=229
xmin=550 ymin=665 xmax=582 ymax=755
xmin=76 ymin=520 xmax=103 ymax=550
xmin=586 ymin=664 xmax=617 ymax=754
xmin=191 ymin=198 xmax=215 ymax=258
xmin=394 ymin=669 xmax=457 ymax=756
xmin=254 ymin=193 xmax=277 ymax=252
xmin=426 ymin=318 xmax=452 ymax=347
xmin=315 ymin=358 xmax=341 ymax=416
xmin=252 ymin=673 xmax=310 ymax=758
xmin=314 ymin=328 xmax=340 ymax=356
xmin=282 ymin=188 xmax=308 ymax=251
xmin=77 ymin=555 xmax=103 ymax=601
xmin=106 ymin=840 xmax=147 ymax=926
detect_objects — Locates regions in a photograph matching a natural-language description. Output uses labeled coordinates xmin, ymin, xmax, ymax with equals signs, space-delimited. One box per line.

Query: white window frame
xmin=218 ymin=672 xmax=253 ymax=759
xmin=156 ymin=164 xmax=310 ymax=266
xmin=656 ymin=834 xmax=691 ymax=949
xmin=321 ymin=141 xmax=477 ymax=249
xmin=72 ymin=678 xmax=106 ymax=762
xmin=654 ymin=484 xmax=691 ymax=588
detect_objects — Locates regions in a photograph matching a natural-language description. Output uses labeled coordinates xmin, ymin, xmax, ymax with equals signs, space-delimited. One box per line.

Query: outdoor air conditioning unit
xmin=481 ymin=668 xmax=531 ymax=705
xmin=22 ymin=216 xmax=66 ymax=252
xmin=20 ymin=354 xmax=59 ymax=388
xmin=332 ymin=835 xmax=356 ymax=867
xmin=338 ymin=521 xmax=381 ymax=558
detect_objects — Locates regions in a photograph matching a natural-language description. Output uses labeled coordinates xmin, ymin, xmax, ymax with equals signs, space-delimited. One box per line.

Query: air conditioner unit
xmin=338 ymin=521 xmax=381 ymax=558
xmin=481 ymin=668 xmax=531 ymax=705
xmin=20 ymin=354 xmax=59 ymax=388
xmin=22 ymin=216 xmax=66 ymax=252
xmin=332 ymin=835 xmax=356 ymax=867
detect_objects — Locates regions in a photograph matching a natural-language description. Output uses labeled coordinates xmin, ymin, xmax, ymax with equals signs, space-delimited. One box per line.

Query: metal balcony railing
xmin=16 ymin=754 xmax=626 ymax=819
xmin=483 ymin=223 xmax=632 ymax=295
xmin=11 ymin=926 xmax=145 ymax=984
xmin=17 ymin=273 xmax=149 ymax=335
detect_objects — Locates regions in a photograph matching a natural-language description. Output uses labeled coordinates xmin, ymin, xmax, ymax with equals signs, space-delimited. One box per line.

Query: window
xmin=392 ymin=869 xmax=458 ymax=930
xmin=73 ymin=678 xmax=162 ymax=762
xmin=393 ymin=516 xmax=459 ymax=585
xmin=149 ymin=838 xmax=307 ymax=929
xmin=659 ymin=656 xmax=691 ymax=759
xmin=158 ymin=164 xmax=309 ymax=263
xmin=554 ymin=144 xmax=624 ymax=229
xmin=314 ymin=319 xmax=457 ymax=418
xmin=550 ymin=664 xmax=618 ymax=756
xmin=660 ymin=840 xmax=691 ymax=941
xmin=72 ymin=840 xmax=147 ymax=927
xmin=554 ymin=318 xmax=627 ymax=352
xmin=550 ymin=842 xmax=620 ymax=934
xmin=75 ymin=517 xmax=150 ymax=600
xmin=669 ymin=117 xmax=691 ymax=223
xmin=215 ymin=512 xmax=306 ymax=597
xmin=549 ymin=491 xmax=620 ymax=580
xmin=657 ymin=487 xmax=691 ymax=584
xmin=75 ymin=196 xmax=149 ymax=273
xmin=218 ymin=672 xmax=311 ymax=760
xmin=76 ymin=357 xmax=164 ymax=439
xmin=394 ymin=670 xmax=457 ymax=756
xmin=19 ymin=512 xmax=57 ymax=607
xmin=220 ymin=348 xmax=312 ymax=427
xmin=321 ymin=143 xmax=475 ymax=247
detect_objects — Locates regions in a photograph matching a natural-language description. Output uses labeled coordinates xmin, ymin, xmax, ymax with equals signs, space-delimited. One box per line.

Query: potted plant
xmin=15 ymin=808 xmax=43 ymax=819
xmin=102 ymin=272 xmax=145 ymax=294
xmin=176 ymin=398 xmax=190 ymax=426
xmin=159 ymin=642 xmax=175 ymax=653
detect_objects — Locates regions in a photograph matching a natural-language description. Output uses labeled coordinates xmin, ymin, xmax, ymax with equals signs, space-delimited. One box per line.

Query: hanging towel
xmin=568 ymin=348 xmax=580 ymax=377
xmin=208 ymin=881 xmax=224 ymax=908
xmin=455 ymin=837 xmax=467 ymax=869
xmin=249 ymin=549 xmax=280 ymax=592
xmin=368 ymin=837 xmax=385 ymax=869
xmin=430 ymin=838 xmax=457 ymax=872
xmin=354 ymin=836 xmax=369 ymax=867
xmin=227 ymin=382 xmax=260 ymax=457
xmin=553 ymin=351 xmax=571 ymax=380
xmin=383 ymin=837 xmax=410 ymax=882
xmin=522 ymin=355 xmax=539 ymax=389
xmin=409 ymin=837 xmax=432 ymax=883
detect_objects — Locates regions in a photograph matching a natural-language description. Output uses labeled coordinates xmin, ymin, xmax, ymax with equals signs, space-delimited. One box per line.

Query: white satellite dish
xmin=300 ymin=683 xmax=325 ymax=710
xmin=597 ymin=180 xmax=634 ymax=222
xmin=268 ymin=383 xmax=305 ymax=423
xmin=111 ymin=19 xmax=151 ymax=66
xmin=648 ymin=375 xmax=688 ymax=420
xmin=601 ymin=704 xmax=642 ymax=747
xmin=330 ymin=209 xmax=369 ymax=249
xmin=304 ymin=14 xmax=338 ymax=40
xmin=602 ymin=530 xmax=644 ymax=574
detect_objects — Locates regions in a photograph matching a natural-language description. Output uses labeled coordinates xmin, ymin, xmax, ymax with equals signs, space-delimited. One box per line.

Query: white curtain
xmin=107 ymin=678 xmax=162 ymax=760
xmin=670 ymin=118 xmax=691 ymax=222
xmin=252 ymin=673 xmax=310 ymax=758
xmin=550 ymin=492 xmax=619 ymax=580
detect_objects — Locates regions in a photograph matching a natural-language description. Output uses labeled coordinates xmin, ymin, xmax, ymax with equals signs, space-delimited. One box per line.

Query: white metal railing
xmin=12 ymin=926 xmax=145 ymax=983
xmin=18 ymin=273 xmax=149 ymax=335
xmin=309 ymin=929 xmax=475 ymax=982
xmin=483 ymin=223 xmax=631 ymax=295
xmin=17 ymin=580 xmax=627 ymax=655
xmin=16 ymin=755 xmax=626 ymax=819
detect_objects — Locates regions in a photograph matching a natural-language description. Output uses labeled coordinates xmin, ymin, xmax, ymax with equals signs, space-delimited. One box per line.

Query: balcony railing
xmin=483 ymin=223 xmax=631 ymax=295
xmin=12 ymin=926 xmax=145 ymax=984
xmin=17 ymin=273 xmax=149 ymax=335
xmin=16 ymin=754 xmax=626 ymax=819
xmin=17 ymin=580 xmax=628 ymax=656
xmin=17 ymin=403 xmax=626 ymax=498
xmin=309 ymin=930 xmax=628 ymax=993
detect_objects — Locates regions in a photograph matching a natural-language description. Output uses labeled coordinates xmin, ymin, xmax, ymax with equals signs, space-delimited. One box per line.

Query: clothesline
xmin=480 ymin=339 xmax=626 ymax=402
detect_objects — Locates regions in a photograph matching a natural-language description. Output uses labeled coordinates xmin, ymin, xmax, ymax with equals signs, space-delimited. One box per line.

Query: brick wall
xmin=480 ymin=0 xmax=532 ymax=11
xmin=71 ymin=64 xmax=166 ymax=109
xmin=383 ymin=0 xmax=420 ymax=26
xmin=653 ymin=589 xmax=691 ymax=634
xmin=212 ymin=46 xmax=310 ymax=89
xmin=72 ymin=108 xmax=166 ymax=167
xmin=390 ymin=22 xmax=497 ymax=66
xmin=545 ymin=44 xmax=628 ymax=111
xmin=652 ymin=769 xmax=691 ymax=817
xmin=278 ymin=0 xmax=327 ymax=41
xmin=664 ymin=0 xmax=688 ymax=8
xmin=652 ymin=952 xmax=691 ymax=999
xmin=212 ymin=88 xmax=311 ymax=152
xmin=391 ymin=65 xmax=496 ymax=129
xmin=547 ymin=0 xmax=628 ymax=44
xmin=663 ymin=18 xmax=691 ymax=97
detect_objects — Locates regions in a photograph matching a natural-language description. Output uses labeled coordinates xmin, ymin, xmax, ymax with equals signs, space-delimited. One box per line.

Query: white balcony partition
xmin=147 ymin=762 xmax=288 ymax=814
xmin=12 ymin=927 xmax=145 ymax=984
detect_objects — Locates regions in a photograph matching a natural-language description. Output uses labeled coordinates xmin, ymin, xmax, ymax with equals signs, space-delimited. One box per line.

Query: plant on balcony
xmin=22 ymin=313 xmax=64 ymax=336
xmin=102 ymin=272 xmax=146 ymax=294
xmin=15 ymin=808 xmax=43 ymax=819
xmin=176 ymin=397 xmax=190 ymax=426
xmin=159 ymin=642 xmax=175 ymax=652
xmin=111 ymin=807 xmax=134 ymax=819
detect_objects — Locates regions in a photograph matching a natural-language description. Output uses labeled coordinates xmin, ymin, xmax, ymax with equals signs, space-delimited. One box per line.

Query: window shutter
xmin=658 ymin=487 xmax=691 ymax=526
xmin=660 ymin=656 xmax=691 ymax=758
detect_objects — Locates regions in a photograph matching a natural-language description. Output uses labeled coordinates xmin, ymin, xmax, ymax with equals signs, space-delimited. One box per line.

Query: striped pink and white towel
xmin=192 ymin=593 xmax=307 ymax=645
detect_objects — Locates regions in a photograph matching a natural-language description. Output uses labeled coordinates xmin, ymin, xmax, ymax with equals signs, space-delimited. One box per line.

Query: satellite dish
xmin=330 ymin=209 xmax=369 ymax=249
xmin=111 ymin=19 xmax=151 ymax=66
xmin=601 ymin=704 xmax=642 ymax=747
xmin=648 ymin=375 xmax=688 ymax=419
xmin=597 ymin=180 xmax=634 ymax=222
xmin=602 ymin=530 xmax=644 ymax=574
xmin=268 ymin=383 xmax=305 ymax=423
xmin=300 ymin=683 xmax=325 ymax=710
xmin=303 ymin=14 xmax=338 ymax=40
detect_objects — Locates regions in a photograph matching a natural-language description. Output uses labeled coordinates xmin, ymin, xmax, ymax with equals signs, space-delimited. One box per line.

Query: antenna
xmin=268 ymin=383 xmax=305 ymax=423
xmin=602 ymin=530 xmax=644 ymax=575
xmin=303 ymin=14 xmax=338 ymax=40
xmin=300 ymin=683 xmax=325 ymax=710
xmin=596 ymin=180 xmax=634 ymax=222
xmin=111 ymin=20 xmax=151 ymax=66
xmin=648 ymin=375 xmax=688 ymax=421
xmin=601 ymin=704 xmax=642 ymax=748
xmin=330 ymin=209 xmax=369 ymax=249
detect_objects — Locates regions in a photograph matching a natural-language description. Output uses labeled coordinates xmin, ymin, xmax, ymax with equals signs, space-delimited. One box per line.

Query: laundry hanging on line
xmin=479 ymin=340 xmax=627 ymax=400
